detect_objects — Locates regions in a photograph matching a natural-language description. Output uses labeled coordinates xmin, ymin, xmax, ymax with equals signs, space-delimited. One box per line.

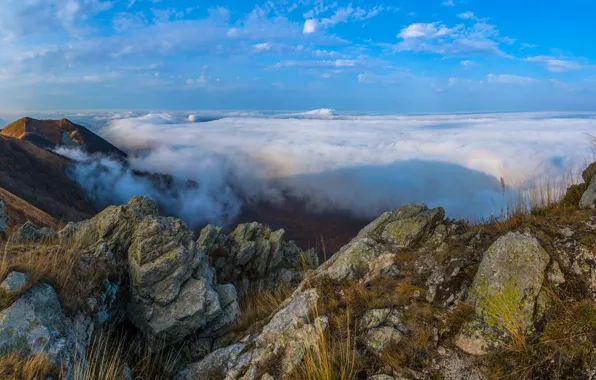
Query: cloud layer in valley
xmin=55 ymin=111 xmax=596 ymax=228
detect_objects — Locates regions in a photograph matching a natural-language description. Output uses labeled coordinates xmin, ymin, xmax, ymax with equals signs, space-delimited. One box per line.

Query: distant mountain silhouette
xmin=0 ymin=117 xmax=126 ymax=157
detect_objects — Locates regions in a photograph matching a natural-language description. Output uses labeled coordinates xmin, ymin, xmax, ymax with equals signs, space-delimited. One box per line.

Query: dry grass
xmin=0 ymin=353 xmax=55 ymax=380
xmin=73 ymin=333 xmax=179 ymax=380
xmin=293 ymin=307 xmax=360 ymax=380
xmin=0 ymin=236 xmax=111 ymax=315
xmin=232 ymin=284 xmax=295 ymax=334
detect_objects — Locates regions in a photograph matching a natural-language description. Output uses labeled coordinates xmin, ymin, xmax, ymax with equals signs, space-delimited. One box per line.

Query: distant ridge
xmin=0 ymin=134 xmax=96 ymax=222
xmin=0 ymin=117 xmax=126 ymax=157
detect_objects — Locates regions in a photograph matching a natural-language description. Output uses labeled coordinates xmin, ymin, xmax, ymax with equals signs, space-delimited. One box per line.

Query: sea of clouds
xmin=52 ymin=110 xmax=596 ymax=228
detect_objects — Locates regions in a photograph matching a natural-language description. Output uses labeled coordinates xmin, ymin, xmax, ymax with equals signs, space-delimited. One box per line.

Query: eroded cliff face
xmin=0 ymin=163 xmax=595 ymax=380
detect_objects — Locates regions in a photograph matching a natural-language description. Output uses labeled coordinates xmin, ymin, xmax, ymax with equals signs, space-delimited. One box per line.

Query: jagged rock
xmin=13 ymin=221 xmax=57 ymax=243
xmin=315 ymin=204 xmax=444 ymax=281
xmin=60 ymin=197 xmax=239 ymax=346
xmin=360 ymin=308 xmax=407 ymax=332
xmin=0 ymin=271 xmax=29 ymax=296
xmin=0 ymin=200 xmax=8 ymax=238
xmin=0 ymin=283 xmax=90 ymax=372
xmin=177 ymin=343 xmax=250 ymax=379
xmin=198 ymin=222 xmax=316 ymax=293
xmin=579 ymin=176 xmax=596 ymax=209
xmin=456 ymin=232 xmax=549 ymax=355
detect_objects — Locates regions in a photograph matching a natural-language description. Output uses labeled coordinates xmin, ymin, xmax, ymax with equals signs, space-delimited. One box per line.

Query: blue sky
xmin=1 ymin=0 xmax=595 ymax=113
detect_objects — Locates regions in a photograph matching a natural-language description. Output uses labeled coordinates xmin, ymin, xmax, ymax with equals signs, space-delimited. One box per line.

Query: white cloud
xmin=524 ymin=56 xmax=586 ymax=72
xmin=520 ymin=43 xmax=537 ymax=49
xmin=457 ymin=11 xmax=477 ymax=20
xmin=80 ymin=111 xmax=595 ymax=226
xmin=487 ymin=74 xmax=537 ymax=85
xmin=395 ymin=21 xmax=509 ymax=57
xmin=253 ymin=42 xmax=271 ymax=52
xmin=0 ymin=0 xmax=113 ymax=39
xmin=303 ymin=19 xmax=317 ymax=34
xmin=273 ymin=59 xmax=357 ymax=69
xmin=442 ymin=0 xmax=455 ymax=6
xmin=82 ymin=72 xmax=121 ymax=83
xmin=461 ymin=60 xmax=475 ymax=68
xmin=186 ymin=75 xmax=209 ymax=88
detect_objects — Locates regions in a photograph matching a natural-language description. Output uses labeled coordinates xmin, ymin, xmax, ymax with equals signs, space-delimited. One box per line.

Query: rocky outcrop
xmin=0 ymin=200 xmax=8 ymax=238
xmin=179 ymin=204 xmax=448 ymax=379
xmin=60 ymin=197 xmax=239 ymax=346
xmin=13 ymin=221 xmax=57 ymax=243
xmin=198 ymin=223 xmax=318 ymax=293
xmin=0 ymin=283 xmax=91 ymax=374
xmin=455 ymin=232 xmax=550 ymax=355
xmin=315 ymin=204 xmax=445 ymax=281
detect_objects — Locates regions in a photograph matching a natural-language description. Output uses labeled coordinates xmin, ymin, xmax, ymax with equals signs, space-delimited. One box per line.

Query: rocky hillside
xmin=0 ymin=162 xmax=595 ymax=379
xmin=0 ymin=117 xmax=126 ymax=158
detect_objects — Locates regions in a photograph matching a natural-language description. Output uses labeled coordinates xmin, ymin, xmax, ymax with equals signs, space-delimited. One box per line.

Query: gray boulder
xmin=0 ymin=271 xmax=29 ymax=296
xmin=60 ymin=197 xmax=239 ymax=346
xmin=456 ymin=232 xmax=550 ymax=355
xmin=360 ymin=309 xmax=408 ymax=353
xmin=579 ymin=176 xmax=596 ymax=209
xmin=0 ymin=283 xmax=89 ymax=371
xmin=14 ymin=221 xmax=57 ymax=243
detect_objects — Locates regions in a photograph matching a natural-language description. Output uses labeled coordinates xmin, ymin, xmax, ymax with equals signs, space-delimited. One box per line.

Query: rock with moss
xmin=0 ymin=283 xmax=90 ymax=372
xmin=60 ymin=197 xmax=239 ymax=346
xmin=198 ymin=222 xmax=317 ymax=293
xmin=13 ymin=221 xmax=57 ymax=243
xmin=0 ymin=271 xmax=29 ymax=296
xmin=455 ymin=232 xmax=549 ymax=355
xmin=315 ymin=204 xmax=445 ymax=281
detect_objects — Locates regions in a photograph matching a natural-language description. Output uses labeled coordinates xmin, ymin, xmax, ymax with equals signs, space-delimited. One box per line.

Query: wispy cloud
xmin=524 ymin=56 xmax=589 ymax=72
xmin=487 ymin=73 xmax=537 ymax=85
xmin=395 ymin=21 xmax=509 ymax=57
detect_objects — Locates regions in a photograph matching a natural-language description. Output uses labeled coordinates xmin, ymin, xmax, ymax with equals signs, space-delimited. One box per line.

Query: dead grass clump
xmin=293 ymin=309 xmax=361 ymax=380
xmin=233 ymin=284 xmax=294 ymax=334
xmin=74 ymin=332 xmax=179 ymax=380
xmin=488 ymin=297 xmax=596 ymax=380
xmin=0 ymin=238 xmax=113 ymax=316
xmin=0 ymin=353 xmax=55 ymax=380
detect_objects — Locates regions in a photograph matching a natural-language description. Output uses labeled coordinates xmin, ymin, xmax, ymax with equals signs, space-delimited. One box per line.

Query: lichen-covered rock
xmin=60 ymin=197 xmax=239 ymax=346
xmin=176 ymin=343 xmax=250 ymax=379
xmin=456 ymin=232 xmax=549 ymax=355
xmin=13 ymin=221 xmax=57 ymax=243
xmin=198 ymin=222 xmax=317 ymax=293
xmin=0 ymin=271 xmax=29 ymax=296
xmin=315 ymin=204 xmax=444 ymax=281
xmin=0 ymin=283 xmax=90 ymax=372
xmin=360 ymin=309 xmax=408 ymax=354
xmin=579 ymin=176 xmax=596 ymax=209
xmin=364 ymin=326 xmax=404 ymax=352
xmin=0 ymin=200 xmax=8 ymax=238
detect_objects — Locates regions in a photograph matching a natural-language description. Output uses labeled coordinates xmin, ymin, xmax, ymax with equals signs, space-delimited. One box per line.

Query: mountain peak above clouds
xmin=0 ymin=117 xmax=126 ymax=157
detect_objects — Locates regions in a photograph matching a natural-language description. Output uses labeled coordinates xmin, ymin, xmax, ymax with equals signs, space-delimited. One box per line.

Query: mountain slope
xmin=0 ymin=117 xmax=126 ymax=157
xmin=0 ymin=134 xmax=96 ymax=222
xmin=0 ymin=187 xmax=58 ymax=229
